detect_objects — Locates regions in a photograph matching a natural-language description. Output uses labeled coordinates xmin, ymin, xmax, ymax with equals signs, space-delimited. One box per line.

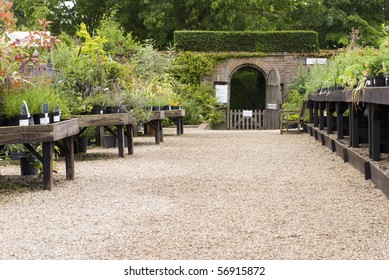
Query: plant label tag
xmin=42 ymin=104 xmax=49 ymax=114
xmin=19 ymin=119 xmax=29 ymax=126
xmin=53 ymin=115 xmax=60 ymax=122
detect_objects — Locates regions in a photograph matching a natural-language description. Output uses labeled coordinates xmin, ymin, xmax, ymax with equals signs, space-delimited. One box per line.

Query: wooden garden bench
xmin=280 ymin=101 xmax=307 ymax=134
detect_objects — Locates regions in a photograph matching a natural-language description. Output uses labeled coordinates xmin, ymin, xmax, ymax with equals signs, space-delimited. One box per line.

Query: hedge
xmin=174 ymin=30 xmax=319 ymax=52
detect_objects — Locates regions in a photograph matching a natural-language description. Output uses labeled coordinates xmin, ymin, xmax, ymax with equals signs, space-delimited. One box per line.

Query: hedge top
xmin=174 ymin=30 xmax=319 ymax=53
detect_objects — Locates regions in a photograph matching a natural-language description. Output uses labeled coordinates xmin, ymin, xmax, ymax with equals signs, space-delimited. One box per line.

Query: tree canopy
xmin=11 ymin=0 xmax=389 ymax=49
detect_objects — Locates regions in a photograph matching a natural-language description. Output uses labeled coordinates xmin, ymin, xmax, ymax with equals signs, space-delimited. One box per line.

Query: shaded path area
xmin=1 ymin=128 xmax=389 ymax=259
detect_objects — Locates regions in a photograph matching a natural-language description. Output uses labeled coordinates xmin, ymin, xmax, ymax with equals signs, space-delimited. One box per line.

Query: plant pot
xmin=49 ymin=112 xmax=61 ymax=123
xmin=103 ymin=135 xmax=117 ymax=148
xmin=151 ymin=106 xmax=162 ymax=111
xmin=91 ymin=106 xmax=106 ymax=115
xmin=19 ymin=156 xmax=39 ymax=176
xmin=32 ymin=113 xmax=50 ymax=125
xmin=106 ymin=106 xmax=122 ymax=114
xmin=170 ymin=105 xmax=181 ymax=110
xmin=0 ymin=114 xmax=7 ymax=126
xmin=367 ymin=76 xmax=389 ymax=87
xmin=163 ymin=105 xmax=171 ymax=110
xmin=77 ymin=136 xmax=88 ymax=153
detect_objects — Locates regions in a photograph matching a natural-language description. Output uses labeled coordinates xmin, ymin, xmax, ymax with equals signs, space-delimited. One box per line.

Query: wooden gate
xmin=229 ymin=109 xmax=280 ymax=130
xmin=229 ymin=109 xmax=262 ymax=129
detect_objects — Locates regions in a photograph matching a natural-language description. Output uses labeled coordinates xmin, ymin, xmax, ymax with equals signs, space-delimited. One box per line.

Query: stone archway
xmin=207 ymin=55 xmax=302 ymax=129
xmin=229 ymin=64 xmax=266 ymax=111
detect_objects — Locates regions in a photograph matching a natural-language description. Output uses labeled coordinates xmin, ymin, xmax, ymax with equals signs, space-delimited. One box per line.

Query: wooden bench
xmin=280 ymin=101 xmax=307 ymax=134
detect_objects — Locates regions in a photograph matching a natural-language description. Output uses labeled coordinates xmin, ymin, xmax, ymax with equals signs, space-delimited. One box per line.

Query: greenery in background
xmin=12 ymin=0 xmax=389 ymax=50
xmin=174 ymin=30 xmax=319 ymax=52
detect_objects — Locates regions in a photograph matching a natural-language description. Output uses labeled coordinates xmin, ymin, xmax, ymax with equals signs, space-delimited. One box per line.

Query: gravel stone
xmin=1 ymin=127 xmax=389 ymax=259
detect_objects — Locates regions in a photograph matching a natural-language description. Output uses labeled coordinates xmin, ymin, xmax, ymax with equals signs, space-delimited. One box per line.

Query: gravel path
xmin=1 ymin=127 xmax=389 ymax=260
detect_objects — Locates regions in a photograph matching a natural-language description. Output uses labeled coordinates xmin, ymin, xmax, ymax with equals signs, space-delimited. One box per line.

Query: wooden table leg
xmin=369 ymin=103 xmax=381 ymax=161
xmin=64 ymin=136 xmax=75 ymax=180
xmin=117 ymin=125 xmax=125 ymax=158
xmin=42 ymin=141 xmax=53 ymax=191
xmin=159 ymin=120 xmax=164 ymax=142
xmin=154 ymin=120 xmax=160 ymax=144
xmin=126 ymin=124 xmax=134 ymax=155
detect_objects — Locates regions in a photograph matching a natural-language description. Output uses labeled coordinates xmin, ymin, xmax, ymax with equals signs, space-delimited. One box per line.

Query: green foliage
xmin=174 ymin=30 xmax=319 ymax=52
xmin=96 ymin=12 xmax=140 ymax=57
xmin=173 ymin=52 xmax=216 ymax=84
xmin=176 ymin=83 xmax=223 ymax=125
xmin=1 ymin=84 xmax=67 ymax=118
xmin=130 ymin=39 xmax=175 ymax=79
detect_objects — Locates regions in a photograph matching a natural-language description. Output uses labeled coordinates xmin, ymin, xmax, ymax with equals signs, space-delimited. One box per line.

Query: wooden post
xmin=326 ymin=102 xmax=335 ymax=134
xmin=369 ymin=103 xmax=381 ymax=161
xmin=336 ymin=102 xmax=346 ymax=139
xmin=42 ymin=141 xmax=53 ymax=191
xmin=319 ymin=102 xmax=325 ymax=130
xmin=313 ymin=102 xmax=319 ymax=127
xmin=349 ymin=103 xmax=360 ymax=148
xmin=126 ymin=124 xmax=134 ymax=155
xmin=116 ymin=125 xmax=125 ymax=158
xmin=153 ymin=120 xmax=161 ymax=144
xmin=159 ymin=120 xmax=164 ymax=143
xmin=64 ymin=136 xmax=75 ymax=180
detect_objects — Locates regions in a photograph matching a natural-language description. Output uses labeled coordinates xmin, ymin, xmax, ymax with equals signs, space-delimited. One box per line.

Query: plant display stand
xmin=307 ymin=88 xmax=389 ymax=199
xmin=144 ymin=111 xmax=165 ymax=144
xmin=76 ymin=113 xmax=135 ymax=157
xmin=0 ymin=119 xmax=79 ymax=190
xmin=164 ymin=109 xmax=185 ymax=135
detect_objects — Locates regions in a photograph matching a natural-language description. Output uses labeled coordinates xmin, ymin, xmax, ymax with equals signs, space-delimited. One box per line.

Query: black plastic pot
xmin=77 ymin=136 xmax=88 ymax=153
xmin=367 ymin=76 xmax=389 ymax=87
xmin=0 ymin=114 xmax=7 ymax=126
xmin=91 ymin=106 xmax=106 ymax=115
xmin=50 ymin=112 xmax=61 ymax=123
xmin=19 ymin=156 xmax=39 ymax=176
xmin=103 ymin=135 xmax=117 ymax=148
xmin=106 ymin=106 xmax=120 ymax=114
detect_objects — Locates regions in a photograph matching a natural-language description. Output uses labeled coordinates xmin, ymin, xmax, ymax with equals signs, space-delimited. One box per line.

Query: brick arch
xmin=210 ymin=57 xmax=283 ymax=84
xmin=228 ymin=63 xmax=267 ymax=82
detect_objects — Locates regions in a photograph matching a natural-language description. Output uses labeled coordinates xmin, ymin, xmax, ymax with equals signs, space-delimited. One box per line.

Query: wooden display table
xmin=0 ymin=119 xmax=79 ymax=190
xmin=144 ymin=111 xmax=165 ymax=144
xmin=164 ymin=109 xmax=185 ymax=135
xmin=76 ymin=113 xmax=135 ymax=157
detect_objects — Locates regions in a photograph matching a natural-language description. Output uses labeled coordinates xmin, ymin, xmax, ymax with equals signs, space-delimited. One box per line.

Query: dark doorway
xmin=230 ymin=67 xmax=266 ymax=110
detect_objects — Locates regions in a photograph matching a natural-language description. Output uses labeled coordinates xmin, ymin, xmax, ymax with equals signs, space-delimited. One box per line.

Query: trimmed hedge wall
xmin=174 ymin=30 xmax=319 ymax=52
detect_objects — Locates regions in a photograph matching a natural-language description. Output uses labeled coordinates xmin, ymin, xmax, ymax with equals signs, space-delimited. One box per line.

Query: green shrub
xmin=174 ymin=30 xmax=319 ymax=52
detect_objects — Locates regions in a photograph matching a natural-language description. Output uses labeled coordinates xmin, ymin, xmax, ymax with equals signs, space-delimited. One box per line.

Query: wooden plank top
xmin=164 ymin=109 xmax=186 ymax=118
xmin=308 ymin=87 xmax=389 ymax=105
xmin=76 ymin=112 xmax=135 ymax=127
xmin=148 ymin=111 xmax=165 ymax=121
xmin=0 ymin=118 xmax=79 ymax=145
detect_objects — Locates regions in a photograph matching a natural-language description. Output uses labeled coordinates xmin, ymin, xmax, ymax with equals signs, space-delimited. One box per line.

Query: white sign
xmin=267 ymin=103 xmax=278 ymax=110
xmin=3 ymin=31 xmax=50 ymax=46
xmin=215 ymin=84 xmax=228 ymax=104
xmin=306 ymin=58 xmax=327 ymax=65
xmin=243 ymin=110 xmax=253 ymax=118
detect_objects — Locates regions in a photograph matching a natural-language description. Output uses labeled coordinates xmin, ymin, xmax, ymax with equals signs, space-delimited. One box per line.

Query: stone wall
xmin=203 ymin=54 xmax=304 ymax=102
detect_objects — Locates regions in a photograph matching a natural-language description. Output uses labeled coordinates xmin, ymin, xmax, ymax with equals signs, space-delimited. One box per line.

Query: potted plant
xmin=85 ymin=91 xmax=111 ymax=114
